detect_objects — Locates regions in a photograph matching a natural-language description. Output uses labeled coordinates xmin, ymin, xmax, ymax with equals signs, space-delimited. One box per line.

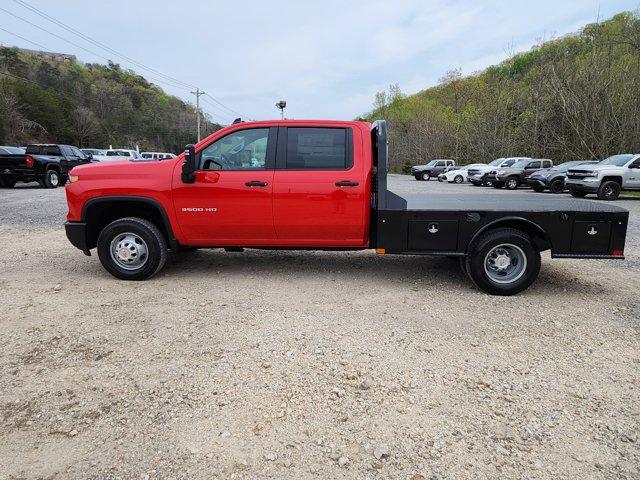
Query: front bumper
xmin=526 ymin=177 xmax=548 ymax=188
xmin=65 ymin=221 xmax=91 ymax=256
xmin=565 ymin=179 xmax=600 ymax=193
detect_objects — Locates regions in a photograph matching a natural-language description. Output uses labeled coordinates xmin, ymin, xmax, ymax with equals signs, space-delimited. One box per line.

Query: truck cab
xmin=64 ymin=120 xmax=629 ymax=296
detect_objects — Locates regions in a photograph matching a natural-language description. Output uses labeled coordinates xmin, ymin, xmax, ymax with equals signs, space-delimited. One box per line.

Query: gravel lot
xmin=1 ymin=176 xmax=638 ymax=479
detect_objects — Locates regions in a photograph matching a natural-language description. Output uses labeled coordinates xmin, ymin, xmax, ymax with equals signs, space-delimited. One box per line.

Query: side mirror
xmin=86 ymin=153 xmax=93 ymax=162
xmin=181 ymin=144 xmax=196 ymax=183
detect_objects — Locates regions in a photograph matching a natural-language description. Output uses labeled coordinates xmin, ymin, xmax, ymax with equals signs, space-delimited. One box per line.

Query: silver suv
xmin=566 ymin=154 xmax=640 ymax=200
xmin=411 ymin=159 xmax=455 ymax=181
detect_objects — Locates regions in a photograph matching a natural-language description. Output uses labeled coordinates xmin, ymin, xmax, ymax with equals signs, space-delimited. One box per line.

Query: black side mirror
xmin=86 ymin=153 xmax=93 ymax=162
xmin=181 ymin=144 xmax=196 ymax=183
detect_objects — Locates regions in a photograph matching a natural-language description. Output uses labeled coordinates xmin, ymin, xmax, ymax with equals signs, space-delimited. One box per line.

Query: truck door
xmin=524 ymin=160 xmax=541 ymax=179
xmin=627 ymin=158 xmax=640 ymax=189
xmin=272 ymin=126 xmax=368 ymax=246
xmin=172 ymin=127 xmax=277 ymax=245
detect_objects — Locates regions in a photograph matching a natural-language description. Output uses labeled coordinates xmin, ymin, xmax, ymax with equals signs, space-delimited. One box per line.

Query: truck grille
xmin=566 ymin=170 xmax=593 ymax=180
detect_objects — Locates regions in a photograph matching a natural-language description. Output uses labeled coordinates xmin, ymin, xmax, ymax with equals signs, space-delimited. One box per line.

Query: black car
xmin=526 ymin=161 xmax=599 ymax=193
xmin=0 ymin=144 xmax=91 ymax=188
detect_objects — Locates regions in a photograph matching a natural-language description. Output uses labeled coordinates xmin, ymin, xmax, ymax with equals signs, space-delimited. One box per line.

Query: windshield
xmin=599 ymin=154 xmax=635 ymax=166
xmin=552 ymin=161 xmax=583 ymax=172
xmin=510 ymin=160 xmax=529 ymax=168
xmin=489 ymin=158 xmax=505 ymax=166
xmin=425 ymin=160 xmax=439 ymax=166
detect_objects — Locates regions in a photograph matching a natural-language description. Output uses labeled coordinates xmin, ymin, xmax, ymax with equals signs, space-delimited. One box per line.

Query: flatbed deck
xmin=392 ymin=191 xmax=628 ymax=213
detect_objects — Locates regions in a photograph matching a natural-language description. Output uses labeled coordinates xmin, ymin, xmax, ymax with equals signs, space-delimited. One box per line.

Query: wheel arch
xmin=601 ymin=176 xmax=623 ymax=186
xmin=467 ymin=217 xmax=551 ymax=254
xmin=82 ymin=196 xmax=178 ymax=251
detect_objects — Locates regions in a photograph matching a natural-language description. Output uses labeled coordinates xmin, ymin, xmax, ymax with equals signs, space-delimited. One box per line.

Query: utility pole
xmin=190 ymin=88 xmax=206 ymax=141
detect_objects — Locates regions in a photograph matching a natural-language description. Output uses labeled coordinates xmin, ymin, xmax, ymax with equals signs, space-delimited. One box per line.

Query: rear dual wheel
xmin=460 ymin=228 xmax=540 ymax=296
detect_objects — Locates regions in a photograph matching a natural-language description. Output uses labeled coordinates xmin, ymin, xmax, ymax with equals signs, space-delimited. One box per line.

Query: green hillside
xmin=363 ymin=12 xmax=640 ymax=172
xmin=0 ymin=47 xmax=221 ymax=151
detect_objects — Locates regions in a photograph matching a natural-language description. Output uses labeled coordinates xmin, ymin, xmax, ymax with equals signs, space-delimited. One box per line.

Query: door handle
xmin=245 ymin=180 xmax=269 ymax=187
xmin=335 ymin=181 xmax=359 ymax=187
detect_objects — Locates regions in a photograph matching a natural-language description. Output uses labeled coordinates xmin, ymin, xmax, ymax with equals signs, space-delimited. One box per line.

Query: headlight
xmin=69 ymin=175 xmax=79 ymax=183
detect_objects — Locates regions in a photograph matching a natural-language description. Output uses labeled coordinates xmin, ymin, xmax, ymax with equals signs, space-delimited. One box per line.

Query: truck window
xmin=285 ymin=128 xmax=348 ymax=170
xmin=45 ymin=146 xmax=62 ymax=156
xmin=199 ymin=128 xmax=269 ymax=170
xmin=527 ymin=161 xmax=541 ymax=169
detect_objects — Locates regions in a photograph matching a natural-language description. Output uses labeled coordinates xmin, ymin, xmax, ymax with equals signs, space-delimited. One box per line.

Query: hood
xmin=530 ymin=168 xmax=552 ymax=177
xmin=568 ymin=163 xmax=618 ymax=172
xmin=495 ymin=167 xmax=522 ymax=175
xmin=69 ymin=156 xmax=178 ymax=179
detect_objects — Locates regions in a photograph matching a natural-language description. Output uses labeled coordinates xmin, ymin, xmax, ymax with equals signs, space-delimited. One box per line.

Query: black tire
xmin=472 ymin=181 xmax=482 ymax=187
xmin=504 ymin=177 xmax=520 ymax=190
xmin=414 ymin=175 xmax=421 ymax=181
xmin=43 ymin=169 xmax=61 ymax=188
xmin=549 ymin=179 xmax=565 ymax=194
xmin=437 ymin=176 xmax=443 ymax=182
xmin=482 ymin=175 xmax=492 ymax=187
xmin=454 ymin=175 xmax=464 ymax=184
xmin=597 ymin=181 xmax=621 ymax=201
xmin=0 ymin=176 xmax=16 ymax=188
xmin=492 ymin=182 xmax=504 ymax=189
xmin=569 ymin=189 xmax=587 ymax=198
xmin=464 ymin=228 xmax=541 ymax=296
xmin=97 ymin=217 xmax=167 ymax=281
xmin=532 ymin=186 xmax=545 ymax=193
xmin=459 ymin=256 xmax=472 ymax=281
xmin=421 ymin=171 xmax=431 ymax=181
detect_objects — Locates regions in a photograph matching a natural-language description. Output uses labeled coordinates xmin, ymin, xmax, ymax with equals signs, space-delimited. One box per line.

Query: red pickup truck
xmin=65 ymin=120 xmax=628 ymax=295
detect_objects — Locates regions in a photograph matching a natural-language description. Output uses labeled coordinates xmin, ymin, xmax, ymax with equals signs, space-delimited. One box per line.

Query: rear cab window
xmin=281 ymin=127 xmax=352 ymax=170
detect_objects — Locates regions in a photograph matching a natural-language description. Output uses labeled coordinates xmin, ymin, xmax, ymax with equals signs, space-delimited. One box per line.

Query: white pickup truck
xmin=566 ymin=154 xmax=640 ymax=200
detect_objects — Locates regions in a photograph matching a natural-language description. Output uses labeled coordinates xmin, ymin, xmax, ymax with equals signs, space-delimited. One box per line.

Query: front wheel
xmin=454 ymin=175 xmax=464 ymax=184
xmin=464 ymin=228 xmax=541 ymax=296
xmin=549 ymin=179 xmax=565 ymax=194
xmin=505 ymin=177 xmax=520 ymax=190
xmin=597 ymin=181 xmax=621 ymax=200
xmin=421 ymin=171 xmax=431 ymax=181
xmin=97 ymin=217 xmax=167 ymax=280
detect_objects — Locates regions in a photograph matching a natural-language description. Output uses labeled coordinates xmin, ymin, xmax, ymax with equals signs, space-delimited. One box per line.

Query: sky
xmin=1 ymin=0 xmax=639 ymax=124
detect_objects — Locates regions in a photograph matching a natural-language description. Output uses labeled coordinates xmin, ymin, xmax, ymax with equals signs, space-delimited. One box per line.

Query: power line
xmin=0 ymin=6 xmax=190 ymax=91
xmin=12 ymin=0 xmax=197 ymax=90
xmin=204 ymin=92 xmax=254 ymax=121
xmin=0 ymin=26 xmax=50 ymax=52
xmin=11 ymin=0 xmax=254 ymax=121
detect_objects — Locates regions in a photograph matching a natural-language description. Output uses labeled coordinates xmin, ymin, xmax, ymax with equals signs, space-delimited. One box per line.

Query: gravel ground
xmin=1 ymin=177 xmax=638 ymax=479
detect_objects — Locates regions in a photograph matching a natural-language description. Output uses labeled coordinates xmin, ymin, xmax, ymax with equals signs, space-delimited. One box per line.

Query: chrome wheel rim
xmin=455 ymin=176 xmax=463 ymax=183
xmin=50 ymin=172 xmax=59 ymax=186
xmin=604 ymin=185 xmax=615 ymax=198
xmin=484 ymin=243 xmax=527 ymax=285
xmin=507 ymin=179 xmax=517 ymax=189
xmin=110 ymin=232 xmax=148 ymax=270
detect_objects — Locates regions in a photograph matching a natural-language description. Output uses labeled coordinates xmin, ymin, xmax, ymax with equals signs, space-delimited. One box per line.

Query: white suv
xmin=468 ymin=157 xmax=531 ymax=186
xmin=566 ymin=154 xmax=640 ymax=200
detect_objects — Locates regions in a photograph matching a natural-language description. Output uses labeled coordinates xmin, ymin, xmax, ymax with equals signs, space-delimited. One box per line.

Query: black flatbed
xmin=392 ymin=192 xmax=627 ymax=213
xmin=370 ymin=120 xmax=629 ymax=259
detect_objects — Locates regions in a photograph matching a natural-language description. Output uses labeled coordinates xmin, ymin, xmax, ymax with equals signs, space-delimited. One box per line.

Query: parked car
xmin=0 ymin=146 xmax=25 ymax=154
xmin=81 ymin=148 xmax=109 ymax=162
xmin=526 ymin=161 xmax=599 ymax=193
xmin=438 ymin=163 xmax=486 ymax=183
xmin=566 ymin=154 xmax=640 ymax=200
xmin=487 ymin=159 xmax=553 ymax=190
xmin=103 ymin=149 xmax=143 ymax=162
xmin=0 ymin=144 xmax=91 ymax=188
xmin=411 ymin=159 xmax=455 ymax=181
xmin=141 ymin=152 xmax=177 ymax=160
xmin=63 ymin=119 xmax=629 ymax=296
xmin=468 ymin=157 xmax=531 ymax=186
